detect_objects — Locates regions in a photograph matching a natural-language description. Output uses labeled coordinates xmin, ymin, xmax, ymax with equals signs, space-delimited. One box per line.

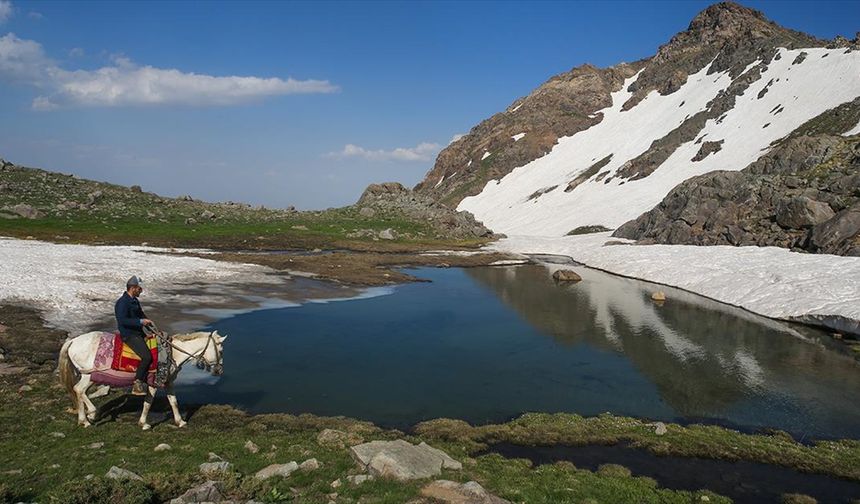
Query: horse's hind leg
xmin=82 ymin=388 xmax=98 ymax=422
xmin=166 ymin=383 xmax=186 ymax=428
xmin=138 ymin=384 xmax=156 ymax=431
xmin=74 ymin=374 xmax=93 ymax=427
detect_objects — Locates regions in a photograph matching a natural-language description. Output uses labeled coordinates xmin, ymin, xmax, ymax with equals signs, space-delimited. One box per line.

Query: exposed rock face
xmin=254 ymin=461 xmax=299 ymax=480
xmin=414 ymin=64 xmax=643 ymax=206
xmin=168 ymin=480 xmax=223 ymax=504
xmin=552 ymin=270 xmax=582 ymax=282
xmin=614 ymin=133 xmax=860 ymax=256
xmin=356 ymin=182 xmax=494 ymax=239
xmin=418 ymin=480 xmax=512 ymax=504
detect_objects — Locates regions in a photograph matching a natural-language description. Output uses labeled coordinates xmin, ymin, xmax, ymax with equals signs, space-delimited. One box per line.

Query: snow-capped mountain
xmin=415 ymin=2 xmax=860 ymax=250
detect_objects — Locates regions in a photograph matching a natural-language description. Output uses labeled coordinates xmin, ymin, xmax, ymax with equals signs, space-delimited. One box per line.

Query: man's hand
xmin=142 ymin=319 xmax=153 ymax=327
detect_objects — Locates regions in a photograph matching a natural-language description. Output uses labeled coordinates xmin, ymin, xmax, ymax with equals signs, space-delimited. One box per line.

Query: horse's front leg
xmin=166 ymin=383 xmax=186 ymax=428
xmin=138 ymin=384 xmax=156 ymax=430
xmin=74 ymin=374 xmax=93 ymax=427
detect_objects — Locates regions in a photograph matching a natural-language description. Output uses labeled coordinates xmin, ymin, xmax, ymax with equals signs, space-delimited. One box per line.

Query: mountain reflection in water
xmin=466 ymin=265 xmax=860 ymax=433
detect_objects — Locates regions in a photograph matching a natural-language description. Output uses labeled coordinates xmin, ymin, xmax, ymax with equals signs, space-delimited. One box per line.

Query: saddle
xmin=111 ymin=332 xmax=158 ymax=373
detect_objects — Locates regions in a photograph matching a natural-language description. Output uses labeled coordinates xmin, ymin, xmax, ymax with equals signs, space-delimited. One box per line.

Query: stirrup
xmin=131 ymin=380 xmax=147 ymax=395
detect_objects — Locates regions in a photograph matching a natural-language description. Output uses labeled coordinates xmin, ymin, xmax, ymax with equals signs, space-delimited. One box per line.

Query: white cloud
xmin=326 ymin=142 xmax=441 ymax=162
xmin=0 ymin=1 xmax=12 ymax=24
xmin=0 ymin=33 xmax=339 ymax=109
xmin=68 ymin=47 xmax=84 ymax=58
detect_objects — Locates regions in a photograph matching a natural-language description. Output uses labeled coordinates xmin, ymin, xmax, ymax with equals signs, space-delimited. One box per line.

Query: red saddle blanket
xmin=111 ymin=332 xmax=157 ymax=373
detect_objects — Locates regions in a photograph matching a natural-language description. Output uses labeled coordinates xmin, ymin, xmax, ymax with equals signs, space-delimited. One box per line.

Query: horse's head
xmin=173 ymin=330 xmax=226 ymax=376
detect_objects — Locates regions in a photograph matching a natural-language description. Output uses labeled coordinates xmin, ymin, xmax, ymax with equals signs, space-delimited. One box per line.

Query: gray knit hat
xmin=126 ymin=275 xmax=143 ymax=288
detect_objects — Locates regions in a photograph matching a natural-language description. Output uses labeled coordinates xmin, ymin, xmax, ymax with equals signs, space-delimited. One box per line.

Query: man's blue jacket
xmin=115 ymin=291 xmax=147 ymax=339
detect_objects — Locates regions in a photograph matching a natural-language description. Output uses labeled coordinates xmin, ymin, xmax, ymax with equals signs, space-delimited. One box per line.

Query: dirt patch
xmin=0 ymin=304 xmax=67 ymax=365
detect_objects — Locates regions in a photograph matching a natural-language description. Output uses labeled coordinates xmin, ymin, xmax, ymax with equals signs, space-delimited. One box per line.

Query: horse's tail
xmin=58 ymin=338 xmax=78 ymax=406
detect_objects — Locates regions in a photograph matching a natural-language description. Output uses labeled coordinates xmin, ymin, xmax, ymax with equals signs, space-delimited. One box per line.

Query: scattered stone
xmin=655 ymin=422 xmax=668 ymax=435
xmin=200 ymin=210 xmax=216 ymax=220
xmin=552 ymin=269 xmax=582 ymax=282
xmin=18 ymin=384 xmax=32 ymax=392
xmin=651 ymin=291 xmax=667 ymax=302
xmin=359 ymin=207 xmax=376 ymax=218
xmin=782 ymin=494 xmax=818 ymax=504
xmin=169 ymin=480 xmax=223 ymax=504
xmin=347 ymin=474 xmax=374 ymax=485
xmin=105 ymin=466 xmax=143 ymax=481
xmin=291 ymin=225 xmax=308 ymax=230
xmin=2 ymin=469 xmax=22 ymax=475
xmin=208 ymin=452 xmax=223 ymax=461
xmin=317 ymin=428 xmax=351 ymax=448
xmin=0 ymin=323 xmax=6 ymax=333
xmin=154 ymin=443 xmax=172 ymax=452
xmin=185 ymin=217 xmax=197 ymax=225
xmin=254 ymin=461 xmax=299 ymax=480
xmin=86 ymin=190 xmax=103 ymax=205
xmin=244 ymin=440 xmax=260 ymax=454
xmin=131 ymin=185 xmax=143 ymax=192
xmin=87 ymin=442 xmax=105 ymax=449
xmin=50 ymin=463 xmax=60 ymax=469
xmin=420 ymin=480 xmax=512 ymax=504
xmin=598 ymin=463 xmax=632 ymax=478
xmin=379 ymin=228 xmax=397 ymax=240
xmin=330 ymin=479 xmax=342 ymax=489
xmin=199 ymin=461 xmax=232 ymax=473
xmin=351 ymin=440 xmax=462 ymax=481
xmin=776 ymin=197 xmax=835 ymax=229
xmin=49 ymin=431 xmax=65 ymax=438
xmin=299 ymin=458 xmax=321 ymax=471
xmin=6 ymin=204 xmax=43 ymax=219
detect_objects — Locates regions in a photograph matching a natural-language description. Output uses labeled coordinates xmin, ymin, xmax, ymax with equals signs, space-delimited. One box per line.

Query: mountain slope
xmin=415 ymin=2 xmax=860 ymax=248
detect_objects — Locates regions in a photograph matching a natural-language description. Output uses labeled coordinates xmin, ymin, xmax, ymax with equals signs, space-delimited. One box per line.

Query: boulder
xmin=379 ymin=228 xmax=397 ymax=240
xmin=7 ymin=204 xmax=43 ymax=219
xmin=350 ymin=440 xmax=462 ymax=481
xmin=654 ymin=422 xmax=668 ymax=435
xmin=317 ymin=428 xmax=359 ymax=448
xmin=359 ymin=207 xmax=376 ymax=218
xmin=130 ymin=185 xmax=143 ymax=193
xmin=169 ymin=480 xmax=223 ymax=504
xmin=420 ymin=480 xmax=512 ymax=504
xmin=347 ymin=474 xmax=373 ymax=485
xmin=199 ymin=461 xmax=231 ymax=473
xmin=254 ymin=461 xmax=299 ymax=480
xmin=244 ymin=440 xmax=259 ymax=454
xmin=775 ymin=197 xmax=835 ymax=229
xmin=105 ymin=466 xmax=143 ymax=481
xmin=299 ymin=458 xmax=321 ymax=471
xmin=552 ymin=269 xmax=582 ymax=282
xmin=154 ymin=443 xmax=172 ymax=452
xmin=200 ymin=210 xmax=216 ymax=220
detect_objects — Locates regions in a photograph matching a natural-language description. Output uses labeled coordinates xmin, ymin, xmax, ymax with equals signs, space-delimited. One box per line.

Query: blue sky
xmin=0 ymin=0 xmax=857 ymax=209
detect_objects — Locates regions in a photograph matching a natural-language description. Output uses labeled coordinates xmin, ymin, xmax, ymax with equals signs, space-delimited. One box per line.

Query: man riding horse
xmin=114 ymin=275 xmax=153 ymax=395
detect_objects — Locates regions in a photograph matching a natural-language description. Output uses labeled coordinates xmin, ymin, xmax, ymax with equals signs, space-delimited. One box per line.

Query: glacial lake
xmin=174 ymin=264 xmax=860 ymax=439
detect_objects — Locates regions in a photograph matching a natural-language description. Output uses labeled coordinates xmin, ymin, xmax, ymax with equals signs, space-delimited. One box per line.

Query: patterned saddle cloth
xmin=92 ymin=332 xmax=166 ymax=388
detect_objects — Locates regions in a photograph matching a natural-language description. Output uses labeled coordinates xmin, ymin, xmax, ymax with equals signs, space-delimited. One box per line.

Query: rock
xmin=350 ymin=440 xmax=462 ymax=481
xmin=552 ymin=269 xmax=582 ymax=282
xmin=200 ymin=210 xmax=216 ymax=220
xmin=154 ymin=443 xmax=172 ymax=452
xmin=49 ymin=431 xmax=65 ymax=438
xmin=169 ymin=480 xmax=223 ymax=504
xmin=347 ymin=474 xmax=374 ymax=485
xmin=185 ymin=217 xmax=197 ymax=225
xmin=810 ymin=202 xmax=860 ymax=256
xmin=207 ymin=452 xmax=223 ymax=461
xmin=420 ymin=480 xmax=512 ymax=504
xmin=105 ymin=466 xmax=143 ymax=481
xmin=86 ymin=190 xmax=103 ymax=205
xmin=299 ymin=458 xmax=321 ymax=471
xmin=244 ymin=440 xmax=259 ymax=454
xmin=651 ymin=291 xmax=667 ymax=302
xmin=317 ymin=428 xmax=352 ymax=448
xmin=87 ymin=442 xmax=105 ymax=449
xmin=775 ymin=197 xmax=835 ymax=229
xmin=330 ymin=479 xmax=342 ymax=489
xmin=7 ymin=204 xmax=43 ymax=219
xmin=0 ymin=324 xmax=6 ymax=333
xmin=254 ymin=461 xmax=299 ymax=480
xmin=131 ymin=185 xmax=142 ymax=193
xmin=199 ymin=461 xmax=232 ymax=473
xmin=359 ymin=207 xmax=376 ymax=218
xmin=292 ymin=225 xmax=308 ymax=230
xmin=654 ymin=422 xmax=668 ymax=435
xmin=378 ymin=228 xmax=397 ymax=240
xmin=18 ymin=385 xmax=32 ymax=392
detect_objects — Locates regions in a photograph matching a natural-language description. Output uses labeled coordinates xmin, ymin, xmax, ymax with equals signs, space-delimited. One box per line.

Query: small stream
xmin=484 ymin=442 xmax=860 ymax=504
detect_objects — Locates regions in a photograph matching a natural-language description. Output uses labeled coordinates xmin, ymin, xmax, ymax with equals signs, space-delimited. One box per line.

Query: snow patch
xmin=510 ymin=104 xmax=523 ymax=113
xmin=481 ymin=151 xmax=491 ymax=161
xmin=844 ymin=119 xmax=860 ymax=136
xmin=488 ymin=234 xmax=860 ymax=334
xmin=512 ymin=133 xmax=526 ymax=141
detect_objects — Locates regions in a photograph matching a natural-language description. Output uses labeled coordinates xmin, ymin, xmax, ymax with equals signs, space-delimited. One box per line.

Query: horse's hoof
xmin=140 ymin=423 xmax=151 ymax=431
xmin=86 ymin=412 xmax=97 ymax=422
xmin=79 ymin=421 xmax=91 ymax=428
xmin=176 ymin=420 xmax=187 ymax=428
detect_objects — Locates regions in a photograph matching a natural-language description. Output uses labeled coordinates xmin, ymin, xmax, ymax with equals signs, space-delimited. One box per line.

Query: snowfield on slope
xmin=460 ymin=47 xmax=860 ymax=236
xmin=0 ymin=237 xmax=282 ymax=335
xmin=488 ymin=234 xmax=860 ymax=335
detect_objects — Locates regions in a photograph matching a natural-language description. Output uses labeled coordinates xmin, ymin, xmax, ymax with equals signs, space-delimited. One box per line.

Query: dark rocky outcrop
xmin=356 ymin=183 xmax=494 ymax=239
xmin=614 ymin=130 xmax=860 ymax=256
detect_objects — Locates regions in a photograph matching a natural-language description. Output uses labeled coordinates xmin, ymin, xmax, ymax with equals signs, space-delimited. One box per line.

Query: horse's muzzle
xmin=212 ymin=364 xmax=224 ymax=376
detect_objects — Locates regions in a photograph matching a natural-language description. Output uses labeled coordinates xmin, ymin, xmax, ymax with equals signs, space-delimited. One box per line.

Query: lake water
xmin=175 ymin=264 xmax=860 ymax=439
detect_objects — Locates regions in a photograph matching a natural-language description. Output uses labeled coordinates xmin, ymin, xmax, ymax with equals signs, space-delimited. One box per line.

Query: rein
xmin=144 ymin=325 xmax=222 ymax=375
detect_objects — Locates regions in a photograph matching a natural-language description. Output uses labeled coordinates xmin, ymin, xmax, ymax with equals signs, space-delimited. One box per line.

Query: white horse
xmin=58 ymin=330 xmax=225 ymax=430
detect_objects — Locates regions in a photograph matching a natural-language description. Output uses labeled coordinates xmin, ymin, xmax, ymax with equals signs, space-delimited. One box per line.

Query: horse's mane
xmin=173 ymin=331 xmax=212 ymax=342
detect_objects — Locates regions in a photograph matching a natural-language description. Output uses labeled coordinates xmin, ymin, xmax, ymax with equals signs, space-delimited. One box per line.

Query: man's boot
xmin=131 ymin=379 xmax=147 ymax=396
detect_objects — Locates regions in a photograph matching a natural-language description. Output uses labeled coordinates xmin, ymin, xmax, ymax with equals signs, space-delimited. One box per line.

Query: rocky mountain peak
xmin=686 ymin=2 xmax=770 ymax=41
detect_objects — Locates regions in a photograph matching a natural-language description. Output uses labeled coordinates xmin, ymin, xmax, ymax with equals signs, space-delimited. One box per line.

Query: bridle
xmin=144 ymin=324 xmax=223 ymax=376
